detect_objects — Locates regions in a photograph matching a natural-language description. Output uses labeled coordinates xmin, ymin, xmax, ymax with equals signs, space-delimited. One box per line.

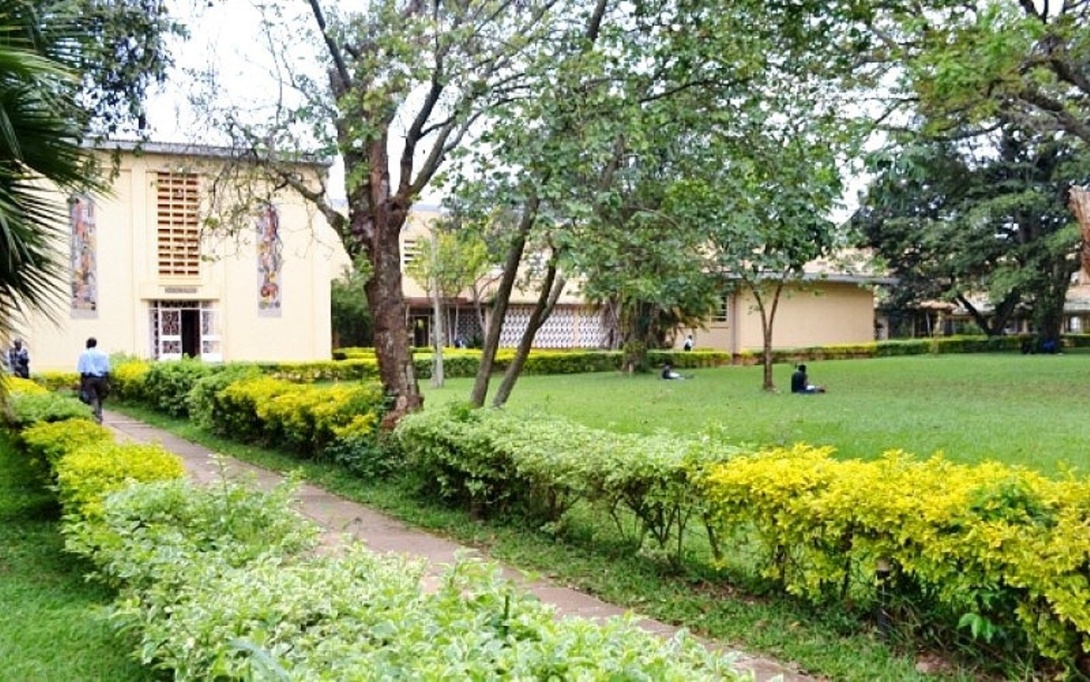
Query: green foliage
xmin=395 ymin=406 xmax=739 ymax=561
xmin=695 ymin=445 xmax=1090 ymax=665
xmin=186 ymin=363 xmax=264 ymax=432
xmin=115 ymin=544 xmax=739 ymax=681
xmin=53 ymin=441 xmax=184 ymax=520
xmin=32 ymin=371 xmax=80 ymax=392
xmin=109 ymin=356 xmax=152 ymax=402
xmin=58 ymin=451 xmax=740 ymax=680
xmin=143 ymin=358 xmax=217 ymax=417
xmin=0 ymin=436 xmax=157 ymax=681
xmin=194 ymin=373 xmax=387 ymax=460
xmin=330 ymin=257 xmax=373 ymax=348
xmin=854 ymin=132 xmax=1084 ymax=341
xmin=4 ymin=391 xmax=92 ymax=431
xmin=64 ymin=476 xmax=318 ymax=590
xmin=20 ymin=417 xmax=111 ymax=469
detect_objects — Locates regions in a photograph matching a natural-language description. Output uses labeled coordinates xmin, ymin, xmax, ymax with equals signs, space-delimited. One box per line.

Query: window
xmin=402 ymin=238 xmax=419 ymax=268
xmin=714 ymin=295 xmax=729 ymax=322
xmin=156 ymin=171 xmax=201 ymax=277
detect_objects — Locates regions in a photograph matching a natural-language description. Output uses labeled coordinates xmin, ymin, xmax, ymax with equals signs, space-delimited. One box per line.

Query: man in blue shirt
xmin=77 ymin=337 xmax=111 ymax=423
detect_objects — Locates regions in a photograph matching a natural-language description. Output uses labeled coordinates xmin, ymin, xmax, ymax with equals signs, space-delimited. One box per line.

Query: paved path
xmin=104 ymin=410 xmax=815 ymax=682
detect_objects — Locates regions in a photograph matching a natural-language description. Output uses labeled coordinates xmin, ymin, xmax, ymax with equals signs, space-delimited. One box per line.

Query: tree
xmin=330 ymin=257 xmax=373 ymax=349
xmin=405 ymin=226 xmax=489 ymax=386
xmin=195 ymin=0 xmax=569 ymax=425
xmin=1 ymin=0 xmax=176 ymax=346
xmin=854 ymin=129 xmax=1086 ymax=343
xmin=869 ymin=1 xmax=1090 ymax=146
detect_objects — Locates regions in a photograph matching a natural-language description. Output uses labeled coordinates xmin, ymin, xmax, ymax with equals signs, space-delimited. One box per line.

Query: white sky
xmin=146 ymin=0 xmax=868 ymax=220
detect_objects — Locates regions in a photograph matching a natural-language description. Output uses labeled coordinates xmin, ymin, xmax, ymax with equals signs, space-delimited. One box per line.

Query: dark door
xmin=181 ymin=308 xmax=200 ymax=358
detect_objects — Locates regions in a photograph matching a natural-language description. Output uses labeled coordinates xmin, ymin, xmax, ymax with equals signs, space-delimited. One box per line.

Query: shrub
xmin=54 ymin=441 xmax=185 ymax=520
xmin=31 ymin=371 xmax=79 ymax=392
xmin=395 ymin=407 xmax=740 ymax=560
xmin=21 ymin=417 xmax=112 ymax=469
xmin=143 ymin=358 xmax=217 ymax=417
xmin=4 ymin=391 xmax=92 ymax=432
xmin=64 ymin=476 xmax=318 ymax=590
xmin=694 ymin=446 xmax=1090 ymax=666
xmin=3 ymin=376 xmax=49 ymax=395
xmin=186 ymin=363 xmax=264 ymax=432
xmin=109 ymin=357 xmax=152 ymax=402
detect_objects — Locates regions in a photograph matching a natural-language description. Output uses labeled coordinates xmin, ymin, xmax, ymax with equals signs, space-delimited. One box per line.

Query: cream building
xmin=397 ymin=208 xmax=889 ymax=353
xmin=9 ymin=142 xmax=343 ymax=372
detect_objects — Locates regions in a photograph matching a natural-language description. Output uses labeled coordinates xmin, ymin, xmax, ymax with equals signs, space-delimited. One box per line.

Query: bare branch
xmin=306 ymin=0 xmax=352 ymax=93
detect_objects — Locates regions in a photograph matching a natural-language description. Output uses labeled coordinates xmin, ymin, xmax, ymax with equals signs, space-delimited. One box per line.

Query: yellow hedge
xmin=55 ymin=442 xmax=185 ymax=520
xmin=695 ymin=446 xmax=1090 ymax=663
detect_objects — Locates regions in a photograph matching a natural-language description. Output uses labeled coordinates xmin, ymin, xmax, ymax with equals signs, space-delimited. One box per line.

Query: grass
xmin=0 ymin=437 xmax=156 ymax=681
xmin=423 ymin=353 xmax=1090 ymax=474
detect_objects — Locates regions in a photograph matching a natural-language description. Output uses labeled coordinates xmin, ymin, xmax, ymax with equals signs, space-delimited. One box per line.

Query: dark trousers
xmin=81 ymin=374 xmax=108 ymax=424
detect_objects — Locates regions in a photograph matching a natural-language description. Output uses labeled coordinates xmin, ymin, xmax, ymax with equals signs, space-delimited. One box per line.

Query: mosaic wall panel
xmin=70 ymin=195 xmax=97 ymax=314
xmin=498 ymin=305 xmax=609 ymax=349
xmin=257 ymin=204 xmax=283 ymax=316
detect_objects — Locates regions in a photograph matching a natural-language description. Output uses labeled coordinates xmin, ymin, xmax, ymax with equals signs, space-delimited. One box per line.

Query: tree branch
xmin=306 ymin=0 xmax=352 ymax=93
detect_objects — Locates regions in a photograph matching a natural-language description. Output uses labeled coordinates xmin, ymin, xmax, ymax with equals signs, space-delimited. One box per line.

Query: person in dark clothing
xmin=662 ymin=362 xmax=683 ymax=380
xmin=6 ymin=339 xmax=29 ymax=378
xmin=790 ymin=364 xmax=825 ymax=394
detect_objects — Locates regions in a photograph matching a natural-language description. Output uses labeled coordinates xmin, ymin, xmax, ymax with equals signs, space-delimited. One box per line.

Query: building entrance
xmin=150 ymin=300 xmax=221 ymax=361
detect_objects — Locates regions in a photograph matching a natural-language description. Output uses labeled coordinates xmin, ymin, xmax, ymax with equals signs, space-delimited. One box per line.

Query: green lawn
xmin=0 ymin=437 xmax=154 ymax=681
xmin=423 ymin=353 xmax=1090 ymax=474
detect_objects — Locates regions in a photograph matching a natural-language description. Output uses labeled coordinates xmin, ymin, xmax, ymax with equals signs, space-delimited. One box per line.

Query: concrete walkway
xmin=104 ymin=409 xmax=814 ymax=682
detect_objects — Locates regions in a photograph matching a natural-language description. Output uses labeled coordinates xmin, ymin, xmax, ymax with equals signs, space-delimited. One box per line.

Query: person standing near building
xmin=6 ymin=339 xmax=29 ymax=378
xmin=77 ymin=337 xmax=110 ymax=424
xmin=683 ymin=334 xmax=694 ymax=352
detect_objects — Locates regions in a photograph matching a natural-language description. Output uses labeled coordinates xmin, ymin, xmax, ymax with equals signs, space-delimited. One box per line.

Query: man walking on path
xmin=77 ymin=337 xmax=111 ymax=424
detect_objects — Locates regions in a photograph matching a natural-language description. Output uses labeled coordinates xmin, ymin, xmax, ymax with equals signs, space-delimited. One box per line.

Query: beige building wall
xmin=9 ymin=145 xmax=342 ymax=372
xmin=682 ymin=281 xmax=877 ymax=353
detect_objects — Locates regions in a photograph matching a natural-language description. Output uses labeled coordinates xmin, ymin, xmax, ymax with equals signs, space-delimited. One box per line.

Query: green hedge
xmin=394 ymin=406 xmax=740 ymax=561
xmin=392 ymin=409 xmax=1090 ymax=670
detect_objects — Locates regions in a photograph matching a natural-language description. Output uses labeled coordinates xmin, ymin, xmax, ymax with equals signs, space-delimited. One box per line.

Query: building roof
xmin=96 ymin=139 xmax=333 ymax=167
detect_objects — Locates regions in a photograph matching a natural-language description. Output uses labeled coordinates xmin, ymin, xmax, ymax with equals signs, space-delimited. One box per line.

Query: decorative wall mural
xmin=70 ymin=195 xmax=97 ymax=313
xmin=256 ymin=204 xmax=282 ymax=315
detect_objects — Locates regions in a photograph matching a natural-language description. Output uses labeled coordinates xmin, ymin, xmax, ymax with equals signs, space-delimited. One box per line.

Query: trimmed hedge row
xmin=393 ymin=408 xmax=1090 ymax=671
xmin=2 ymin=381 xmax=744 ymax=680
xmin=396 ymin=406 xmax=739 ymax=554
xmin=697 ymin=446 xmax=1090 ymax=665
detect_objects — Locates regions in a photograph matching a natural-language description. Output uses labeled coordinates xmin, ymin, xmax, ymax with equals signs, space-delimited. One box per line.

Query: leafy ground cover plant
xmin=111 ymin=403 xmax=939 ymax=680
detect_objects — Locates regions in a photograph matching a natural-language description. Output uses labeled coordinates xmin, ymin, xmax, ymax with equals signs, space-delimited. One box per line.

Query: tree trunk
xmin=492 ymin=264 xmax=564 ymax=407
xmin=469 ymin=197 xmax=538 ymax=407
xmin=752 ymin=279 xmax=784 ymax=392
xmin=431 ymin=274 xmax=445 ymax=388
xmin=356 ymin=135 xmax=423 ymax=428
xmin=1071 ymin=186 xmax=1090 ymax=274
xmin=366 ymin=233 xmax=422 ymax=427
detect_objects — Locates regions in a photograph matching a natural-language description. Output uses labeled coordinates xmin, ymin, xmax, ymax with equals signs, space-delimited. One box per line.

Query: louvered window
xmin=156 ymin=172 xmax=201 ymax=277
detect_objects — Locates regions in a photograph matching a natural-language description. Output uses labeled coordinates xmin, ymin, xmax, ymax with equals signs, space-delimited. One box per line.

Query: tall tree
xmin=854 ymin=129 xmax=1086 ymax=343
xmin=870 ymin=1 xmax=1090 ymax=145
xmin=198 ymin=0 xmax=567 ymax=424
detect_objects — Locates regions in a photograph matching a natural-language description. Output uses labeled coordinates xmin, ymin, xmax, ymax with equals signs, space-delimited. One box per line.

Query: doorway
xmin=150 ymin=300 xmax=221 ymax=361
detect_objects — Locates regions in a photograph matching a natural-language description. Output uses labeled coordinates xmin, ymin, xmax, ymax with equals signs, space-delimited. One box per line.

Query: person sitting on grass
xmin=662 ymin=361 xmax=684 ymax=380
xmin=790 ymin=363 xmax=825 ymax=394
